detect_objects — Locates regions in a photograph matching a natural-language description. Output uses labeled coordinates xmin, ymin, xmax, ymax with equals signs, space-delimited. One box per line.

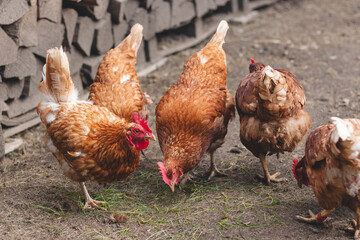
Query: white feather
xmin=331 ymin=117 xmax=351 ymax=142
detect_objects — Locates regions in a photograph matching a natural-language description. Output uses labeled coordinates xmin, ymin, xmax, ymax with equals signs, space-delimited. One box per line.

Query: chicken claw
xmin=80 ymin=182 xmax=106 ymax=210
xmin=345 ymin=219 xmax=360 ymax=240
xmin=207 ymin=167 xmax=228 ymax=181
xmin=296 ymin=209 xmax=335 ymax=224
xmin=256 ymin=172 xmax=286 ymax=185
xmin=207 ymin=152 xmax=227 ymax=181
xmin=83 ymin=199 xmax=106 ymax=210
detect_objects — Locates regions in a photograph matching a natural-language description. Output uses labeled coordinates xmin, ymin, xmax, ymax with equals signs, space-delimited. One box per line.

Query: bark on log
xmin=113 ymin=21 xmax=129 ymax=46
xmin=32 ymin=20 xmax=65 ymax=58
xmin=109 ymin=0 xmax=127 ymax=24
xmin=62 ymin=8 xmax=79 ymax=50
xmin=2 ymin=0 xmax=38 ymax=47
xmin=3 ymin=48 xmax=36 ymax=79
xmin=0 ymin=0 xmax=29 ymax=25
xmin=0 ymin=28 xmax=18 ymax=66
xmin=73 ymin=16 xmax=96 ymax=56
xmin=38 ymin=0 xmax=62 ymax=23
xmin=92 ymin=13 xmax=114 ymax=55
xmin=171 ymin=0 xmax=196 ymax=28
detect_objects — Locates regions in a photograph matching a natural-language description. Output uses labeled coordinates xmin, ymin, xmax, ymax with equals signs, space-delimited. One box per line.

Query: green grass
xmin=27 ymin=165 xmax=304 ymax=239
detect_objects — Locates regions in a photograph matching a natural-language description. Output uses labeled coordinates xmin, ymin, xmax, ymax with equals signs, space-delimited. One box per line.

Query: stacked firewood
xmin=0 ymin=0 xmax=276 ymax=158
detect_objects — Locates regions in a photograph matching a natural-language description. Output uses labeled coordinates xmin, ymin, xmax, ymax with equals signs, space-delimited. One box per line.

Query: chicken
xmin=89 ymin=23 xmax=151 ymax=121
xmin=156 ymin=20 xmax=235 ymax=192
xmin=293 ymin=117 xmax=360 ymax=239
xmin=37 ymin=47 xmax=155 ymax=210
xmin=235 ymin=59 xmax=311 ymax=184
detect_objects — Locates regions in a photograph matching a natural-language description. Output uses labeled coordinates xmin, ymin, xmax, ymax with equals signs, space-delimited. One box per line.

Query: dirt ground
xmin=1 ymin=0 xmax=360 ymax=239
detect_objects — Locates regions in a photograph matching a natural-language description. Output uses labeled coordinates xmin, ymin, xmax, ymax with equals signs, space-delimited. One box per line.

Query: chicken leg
xmin=207 ymin=152 xmax=227 ymax=181
xmin=296 ymin=208 xmax=335 ymax=223
xmin=256 ymin=154 xmax=285 ymax=184
xmin=80 ymin=182 xmax=105 ymax=210
xmin=346 ymin=208 xmax=360 ymax=240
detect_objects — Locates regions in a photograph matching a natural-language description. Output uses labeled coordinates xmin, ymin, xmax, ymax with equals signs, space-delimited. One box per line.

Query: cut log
xmin=215 ymin=0 xmax=229 ymax=6
xmin=137 ymin=42 xmax=146 ymax=65
xmin=145 ymin=37 xmax=158 ymax=62
xmin=38 ymin=0 xmax=62 ymax=23
xmin=1 ymin=110 xmax=38 ymax=127
xmin=124 ymin=0 xmax=139 ymax=21
xmin=0 ymin=125 xmax=4 ymax=160
xmin=21 ymin=76 xmax=31 ymax=98
xmin=171 ymin=0 xmax=196 ymax=28
xmin=145 ymin=12 xmax=156 ymax=40
xmin=63 ymin=0 xmax=98 ymax=7
xmin=71 ymin=72 xmax=84 ymax=95
xmin=3 ymin=117 xmax=41 ymax=139
xmin=73 ymin=16 xmax=96 ymax=56
xmin=4 ymin=92 xmax=43 ymax=118
xmin=66 ymin=46 xmax=84 ymax=75
xmin=0 ymin=0 xmax=29 ymax=25
xmin=87 ymin=0 xmax=110 ymax=20
xmin=194 ymin=0 xmax=209 ymax=18
xmin=0 ymin=28 xmax=18 ymax=66
xmin=109 ymin=0 xmax=127 ymax=24
xmin=230 ymin=0 xmax=239 ymax=13
xmin=92 ymin=13 xmax=114 ymax=55
xmin=208 ymin=0 xmax=217 ymax=10
xmin=5 ymin=138 xmax=23 ymax=155
xmin=3 ymin=78 xmax=25 ymax=100
xmin=3 ymin=48 xmax=36 ymax=79
xmin=81 ymin=55 xmax=103 ymax=86
xmin=151 ymin=0 xmax=171 ymax=33
xmin=32 ymin=19 xmax=65 ymax=58
xmin=62 ymin=8 xmax=79 ymax=50
xmin=28 ymin=57 xmax=45 ymax=97
xmin=113 ymin=21 xmax=129 ymax=46
xmin=2 ymin=1 xmax=37 ymax=47
xmin=185 ymin=18 xmax=203 ymax=38
xmin=0 ymin=83 xmax=8 ymax=102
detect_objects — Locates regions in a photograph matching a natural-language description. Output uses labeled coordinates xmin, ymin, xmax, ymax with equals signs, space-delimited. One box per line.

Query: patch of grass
xmin=32 ymin=204 xmax=66 ymax=218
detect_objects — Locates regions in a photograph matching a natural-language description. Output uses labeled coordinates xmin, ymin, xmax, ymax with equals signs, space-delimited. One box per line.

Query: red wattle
xmin=135 ymin=140 xmax=149 ymax=150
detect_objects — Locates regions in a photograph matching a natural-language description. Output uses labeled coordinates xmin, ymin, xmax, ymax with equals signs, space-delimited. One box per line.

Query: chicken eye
xmin=134 ymin=129 xmax=140 ymax=134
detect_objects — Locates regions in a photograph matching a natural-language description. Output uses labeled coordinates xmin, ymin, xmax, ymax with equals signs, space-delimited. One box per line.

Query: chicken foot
xmin=296 ymin=208 xmax=335 ymax=223
xmin=207 ymin=152 xmax=227 ymax=181
xmin=345 ymin=208 xmax=360 ymax=240
xmin=256 ymin=154 xmax=286 ymax=184
xmin=80 ymin=182 xmax=106 ymax=210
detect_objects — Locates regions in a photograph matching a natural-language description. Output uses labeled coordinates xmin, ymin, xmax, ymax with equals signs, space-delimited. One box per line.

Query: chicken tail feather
xmin=38 ymin=46 xmax=78 ymax=103
xmin=258 ymin=65 xmax=287 ymax=104
xmin=209 ymin=20 xmax=229 ymax=47
xmin=117 ymin=23 xmax=143 ymax=57
xmin=330 ymin=117 xmax=360 ymax=161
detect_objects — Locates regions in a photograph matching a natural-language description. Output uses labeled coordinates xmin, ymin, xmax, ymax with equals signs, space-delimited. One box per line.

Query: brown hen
xmin=235 ymin=59 xmax=311 ymax=184
xmin=37 ymin=47 xmax=155 ymax=210
xmin=293 ymin=117 xmax=360 ymax=239
xmin=156 ymin=20 xmax=235 ymax=191
xmin=89 ymin=23 xmax=151 ymax=120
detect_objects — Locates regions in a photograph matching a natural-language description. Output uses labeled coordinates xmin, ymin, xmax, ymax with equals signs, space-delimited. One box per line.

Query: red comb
xmin=132 ymin=113 xmax=152 ymax=133
xmin=292 ymin=158 xmax=299 ymax=179
xmin=157 ymin=162 xmax=171 ymax=186
xmin=250 ymin=58 xmax=255 ymax=63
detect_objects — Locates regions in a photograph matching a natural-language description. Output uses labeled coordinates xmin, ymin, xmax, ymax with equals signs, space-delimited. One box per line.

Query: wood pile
xmin=0 ymin=0 xmax=277 ymax=158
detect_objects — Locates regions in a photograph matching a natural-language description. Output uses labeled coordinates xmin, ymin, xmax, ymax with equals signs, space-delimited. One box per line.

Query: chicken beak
xmin=170 ymin=183 xmax=175 ymax=192
xmin=146 ymin=133 xmax=156 ymax=141
xmin=297 ymin=180 xmax=303 ymax=188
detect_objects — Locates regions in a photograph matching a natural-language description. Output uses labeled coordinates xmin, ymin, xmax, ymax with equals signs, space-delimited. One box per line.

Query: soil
xmin=1 ymin=0 xmax=360 ymax=239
